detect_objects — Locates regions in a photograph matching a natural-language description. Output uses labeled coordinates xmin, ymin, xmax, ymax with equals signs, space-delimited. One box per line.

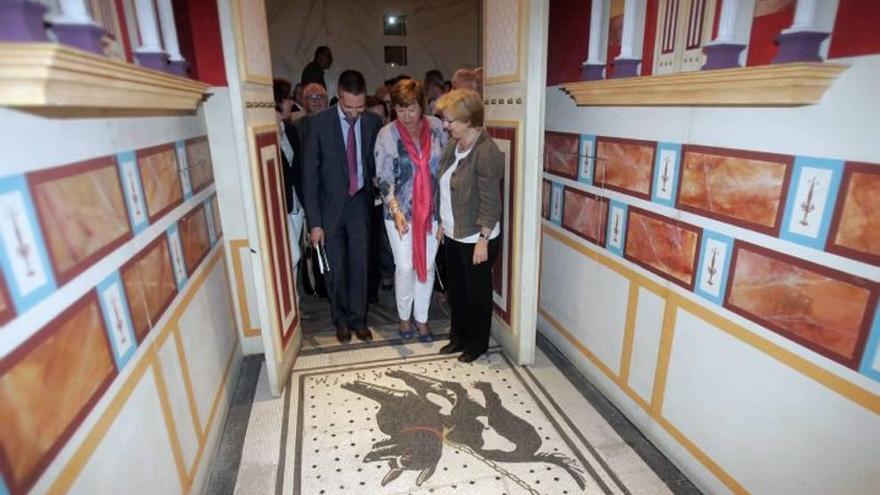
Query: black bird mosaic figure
xmin=341 ymin=369 xmax=587 ymax=491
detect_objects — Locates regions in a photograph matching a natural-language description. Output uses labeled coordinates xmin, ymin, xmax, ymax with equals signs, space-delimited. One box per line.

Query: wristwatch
xmin=479 ymin=231 xmax=490 ymax=241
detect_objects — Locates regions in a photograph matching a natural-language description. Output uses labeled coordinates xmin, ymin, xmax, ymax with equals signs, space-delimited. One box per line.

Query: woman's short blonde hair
xmin=390 ymin=79 xmax=426 ymax=114
xmin=435 ymin=89 xmax=483 ymax=127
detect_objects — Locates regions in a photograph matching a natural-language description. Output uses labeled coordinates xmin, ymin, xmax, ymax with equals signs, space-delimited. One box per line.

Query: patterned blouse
xmin=374 ymin=115 xmax=448 ymax=221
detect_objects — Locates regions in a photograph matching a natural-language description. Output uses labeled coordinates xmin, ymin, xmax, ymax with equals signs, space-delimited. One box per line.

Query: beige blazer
xmin=439 ymin=129 xmax=504 ymax=239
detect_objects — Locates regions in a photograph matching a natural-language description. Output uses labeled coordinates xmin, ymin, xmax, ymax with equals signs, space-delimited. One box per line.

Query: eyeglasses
xmin=441 ymin=116 xmax=456 ymax=125
xmin=306 ymin=94 xmax=328 ymax=101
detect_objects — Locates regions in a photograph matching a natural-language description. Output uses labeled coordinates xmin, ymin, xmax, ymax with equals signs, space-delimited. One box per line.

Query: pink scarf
xmin=396 ymin=118 xmax=433 ymax=282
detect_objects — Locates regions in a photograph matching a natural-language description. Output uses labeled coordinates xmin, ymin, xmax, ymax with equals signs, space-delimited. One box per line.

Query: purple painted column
xmin=134 ymin=0 xmax=169 ymax=71
xmin=702 ymin=0 xmax=746 ymax=70
xmin=51 ymin=0 xmax=106 ymax=54
xmin=773 ymin=0 xmax=829 ymax=63
xmin=0 ymin=0 xmax=49 ymax=42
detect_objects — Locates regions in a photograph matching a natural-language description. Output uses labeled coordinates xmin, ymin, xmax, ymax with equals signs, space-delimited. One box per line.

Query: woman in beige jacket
xmin=434 ymin=89 xmax=504 ymax=363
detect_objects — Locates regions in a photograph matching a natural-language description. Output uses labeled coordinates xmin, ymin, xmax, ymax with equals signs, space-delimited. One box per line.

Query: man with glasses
xmin=302 ymin=70 xmax=382 ymax=343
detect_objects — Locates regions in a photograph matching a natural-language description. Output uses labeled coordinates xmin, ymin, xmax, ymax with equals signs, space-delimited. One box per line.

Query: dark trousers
xmin=445 ymin=236 xmax=500 ymax=355
xmin=324 ymin=190 xmax=370 ymax=330
xmin=368 ymin=202 xmax=395 ymax=301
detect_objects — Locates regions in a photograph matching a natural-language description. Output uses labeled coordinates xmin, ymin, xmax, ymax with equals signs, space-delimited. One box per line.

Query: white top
xmin=439 ymin=145 xmax=501 ymax=244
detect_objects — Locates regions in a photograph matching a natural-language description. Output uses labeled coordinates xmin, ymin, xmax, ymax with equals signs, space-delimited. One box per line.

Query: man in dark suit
xmin=302 ymin=70 xmax=381 ymax=342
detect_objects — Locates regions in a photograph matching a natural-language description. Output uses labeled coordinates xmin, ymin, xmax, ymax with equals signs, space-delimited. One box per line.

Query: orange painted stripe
xmin=649 ymin=300 xmax=678 ymax=418
xmin=619 ymin=282 xmax=640 ymax=384
xmin=150 ymin=355 xmax=190 ymax=491
xmin=229 ymin=238 xmax=261 ymax=337
xmin=658 ymin=416 xmax=749 ymax=494
xmin=173 ymin=327 xmax=204 ymax=437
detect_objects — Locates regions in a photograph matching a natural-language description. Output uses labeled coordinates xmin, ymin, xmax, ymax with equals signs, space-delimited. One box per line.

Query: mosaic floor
xmin=206 ymin=283 xmax=699 ymax=494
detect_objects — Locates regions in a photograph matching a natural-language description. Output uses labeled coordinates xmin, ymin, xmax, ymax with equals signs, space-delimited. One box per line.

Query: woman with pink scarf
xmin=374 ymin=79 xmax=448 ymax=341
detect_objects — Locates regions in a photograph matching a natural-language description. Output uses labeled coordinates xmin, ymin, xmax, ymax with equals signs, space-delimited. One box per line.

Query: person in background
xmin=423 ymin=70 xmax=445 ymax=116
xmin=452 ymin=68 xmax=481 ymax=94
xmin=302 ymin=70 xmax=382 ymax=343
xmin=274 ymin=78 xmax=305 ymax=285
xmin=375 ymin=80 xmax=448 ymax=342
xmin=442 ymin=80 xmax=452 ymax=93
xmin=301 ymin=46 xmax=333 ymax=89
xmin=365 ymin=96 xmax=395 ymax=302
xmin=434 ymin=89 xmax=502 ymax=362
xmin=290 ymin=82 xmax=306 ymax=121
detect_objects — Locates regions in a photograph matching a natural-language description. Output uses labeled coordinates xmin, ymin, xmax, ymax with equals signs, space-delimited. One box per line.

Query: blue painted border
xmin=578 ymin=134 xmax=596 ymax=185
xmin=166 ymin=224 xmax=188 ymax=289
xmin=694 ymin=230 xmax=734 ymax=305
xmin=779 ymin=156 xmax=844 ymax=250
xmin=205 ymin=198 xmax=217 ymax=246
xmin=859 ymin=308 xmax=880 ymax=383
xmin=176 ymin=141 xmax=193 ymax=200
xmin=1 ymin=475 xmax=10 ymax=495
xmin=550 ymin=182 xmax=564 ymax=225
xmin=651 ymin=142 xmax=682 ymax=207
xmin=116 ymin=151 xmax=149 ymax=234
xmin=96 ymin=271 xmax=137 ymax=370
xmin=605 ymin=200 xmax=628 ymax=257
xmin=0 ymin=174 xmax=57 ymax=314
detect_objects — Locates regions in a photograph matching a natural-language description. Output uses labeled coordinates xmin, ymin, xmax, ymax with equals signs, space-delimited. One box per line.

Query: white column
xmin=713 ymin=0 xmax=740 ymax=43
xmin=55 ymin=0 xmax=95 ymax=24
xmin=155 ymin=0 xmax=184 ymax=61
xmin=134 ymin=0 xmax=164 ymax=52
xmin=786 ymin=0 xmax=819 ymax=32
xmin=584 ymin=0 xmax=608 ymax=65
xmin=619 ymin=0 xmax=639 ymax=58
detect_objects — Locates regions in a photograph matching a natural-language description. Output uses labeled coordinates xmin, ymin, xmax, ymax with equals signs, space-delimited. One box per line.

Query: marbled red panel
xmin=29 ymin=158 xmax=132 ymax=284
xmin=725 ymin=242 xmax=876 ymax=367
xmin=121 ymin=236 xmax=177 ymax=341
xmin=624 ymin=208 xmax=700 ymax=289
xmin=562 ymin=188 xmax=607 ymax=245
xmin=544 ymin=131 xmax=579 ymax=179
xmin=487 ymin=125 xmax=516 ymax=325
xmin=138 ymin=144 xmax=183 ymax=223
xmin=186 ymin=137 xmax=214 ymax=193
xmin=595 ymin=137 xmax=655 ymax=199
xmin=0 ymin=293 xmax=115 ymax=494
xmin=828 ymin=164 xmax=880 ymax=264
xmin=678 ymin=146 xmax=792 ymax=235
xmin=180 ymin=206 xmax=211 ymax=276
xmin=542 ymin=180 xmax=551 ymax=219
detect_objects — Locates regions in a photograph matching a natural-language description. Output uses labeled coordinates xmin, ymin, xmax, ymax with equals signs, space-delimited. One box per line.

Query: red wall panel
xmin=547 ymin=0 xmax=591 ymax=86
xmin=828 ymin=0 xmax=880 ymax=59
xmin=746 ymin=3 xmax=795 ymax=66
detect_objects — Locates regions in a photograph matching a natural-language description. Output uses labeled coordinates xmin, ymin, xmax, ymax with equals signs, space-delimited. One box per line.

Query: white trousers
xmin=286 ymin=191 xmax=304 ymax=273
xmin=385 ymin=219 xmax=439 ymax=323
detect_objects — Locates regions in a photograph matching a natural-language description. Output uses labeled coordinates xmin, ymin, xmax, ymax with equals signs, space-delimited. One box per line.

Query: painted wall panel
xmin=67 ymin=370 xmax=182 ymax=495
xmin=540 ymin=235 xmax=629 ymax=373
xmin=628 ymin=288 xmax=666 ymax=403
xmin=29 ymin=158 xmax=132 ymax=285
xmin=157 ymin=338 xmax=199 ymax=470
xmin=663 ymin=309 xmax=880 ymax=494
xmin=177 ymin=260 xmax=236 ymax=427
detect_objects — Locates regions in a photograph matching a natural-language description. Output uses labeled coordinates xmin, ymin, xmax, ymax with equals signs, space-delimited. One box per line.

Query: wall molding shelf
xmin=560 ymin=63 xmax=847 ymax=107
xmin=0 ymin=43 xmax=210 ymax=113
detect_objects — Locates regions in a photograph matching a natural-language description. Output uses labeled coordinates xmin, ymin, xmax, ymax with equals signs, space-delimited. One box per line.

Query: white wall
xmin=539 ymin=55 xmax=880 ymax=494
xmin=266 ymin=0 xmax=480 ymax=93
